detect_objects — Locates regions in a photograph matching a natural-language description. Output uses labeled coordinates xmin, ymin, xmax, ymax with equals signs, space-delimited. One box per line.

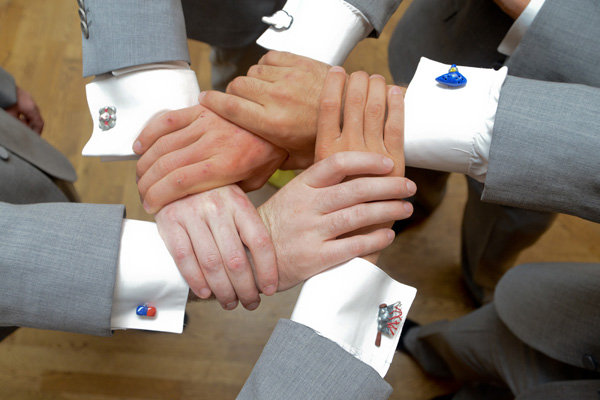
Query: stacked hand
xmin=5 ymin=86 xmax=44 ymax=134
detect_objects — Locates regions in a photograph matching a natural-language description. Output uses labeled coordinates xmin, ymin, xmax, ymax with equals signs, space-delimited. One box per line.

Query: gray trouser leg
xmin=210 ymin=42 xmax=268 ymax=92
xmin=404 ymin=304 xmax=595 ymax=398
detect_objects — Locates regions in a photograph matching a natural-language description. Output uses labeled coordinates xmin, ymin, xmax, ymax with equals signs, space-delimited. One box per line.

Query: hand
xmin=199 ymin=51 xmax=331 ymax=169
xmin=493 ymin=0 xmax=530 ymax=19
xmin=134 ymin=104 xmax=287 ymax=214
xmin=316 ymin=68 xmax=406 ymax=177
xmin=155 ymin=185 xmax=278 ymax=310
xmin=5 ymin=87 xmax=44 ymax=134
xmin=258 ymin=151 xmax=416 ymax=291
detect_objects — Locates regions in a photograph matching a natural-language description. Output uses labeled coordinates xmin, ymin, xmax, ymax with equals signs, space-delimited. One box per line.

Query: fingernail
xmin=387 ymin=230 xmax=395 ymax=241
xmin=382 ymin=157 xmax=394 ymax=169
xmin=224 ymin=301 xmax=238 ymax=310
xmin=403 ymin=202 xmax=414 ymax=213
xmin=330 ymin=66 xmax=345 ymax=73
xmin=142 ymin=200 xmax=151 ymax=213
xmin=198 ymin=91 xmax=206 ymax=100
xmin=371 ymin=74 xmax=385 ymax=80
xmin=132 ymin=140 xmax=142 ymax=154
xmin=406 ymin=180 xmax=417 ymax=195
xmin=391 ymin=86 xmax=404 ymax=95
xmin=263 ymin=285 xmax=276 ymax=296
xmin=246 ymin=302 xmax=260 ymax=311
xmin=199 ymin=288 xmax=211 ymax=299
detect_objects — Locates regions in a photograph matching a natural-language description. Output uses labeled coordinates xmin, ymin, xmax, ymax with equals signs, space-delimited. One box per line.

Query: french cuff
xmin=111 ymin=219 xmax=189 ymax=334
xmin=498 ymin=0 xmax=546 ymax=56
xmin=83 ymin=64 xmax=200 ymax=159
xmin=257 ymin=0 xmax=372 ymax=66
xmin=404 ymin=57 xmax=508 ymax=182
xmin=291 ymin=258 xmax=417 ymax=377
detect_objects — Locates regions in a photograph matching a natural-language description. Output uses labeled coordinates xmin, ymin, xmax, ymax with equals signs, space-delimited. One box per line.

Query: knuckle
xmin=346 ymin=93 xmax=365 ymax=108
xmin=349 ymin=239 xmax=366 ymax=255
xmin=228 ymin=76 xmax=247 ymax=93
xmin=172 ymin=246 xmax=191 ymax=264
xmin=201 ymin=253 xmax=222 ymax=273
xmin=328 ymin=152 xmax=347 ymax=172
xmin=168 ymin=169 xmax=189 ymax=191
xmin=366 ymin=102 xmax=384 ymax=120
xmin=226 ymin=252 xmax=247 ymax=273
xmin=319 ymin=98 xmax=340 ymax=113
xmin=224 ymin=96 xmax=241 ymax=117
xmin=329 ymin=211 xmax=351 ymax=235
xmin=252 ymin=233 xmax=272 ymax=252
xmin=248 ymin=64 xmax=262 ymax=77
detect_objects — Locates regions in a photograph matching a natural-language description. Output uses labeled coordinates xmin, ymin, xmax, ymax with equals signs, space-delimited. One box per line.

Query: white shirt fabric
xmin=257 ymin=0 xmax=372 ymax=66
xmin=405 ymin=57 xmax=508 ymax=182
xmin=498 ymin=0 xmax=546 ymax=56
xmin=291 ymin=258 xmax=417 ymax=377
xmin=111 ymin=219 xmax=189 ymax=333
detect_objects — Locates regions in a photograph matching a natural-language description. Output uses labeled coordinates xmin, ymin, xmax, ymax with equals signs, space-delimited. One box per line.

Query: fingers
xmin=206 ymin=210 xmax=261 ymax=310
xmin=321 ymin=228 xmax=396 ymax=270
xmin=364 ymin=75 xmax=387 ymax=150
xmin=247 ymin=64 xmax=291 ymax=83
xmin=226 ymin=76 xmax=271 ymax=104
xmin=342 ymin=71 xmax=369 ymax=143
xmin=133 ymin=106 xmax=204 ymax=155
xmin=315 ymin=66 xmax=346 ymax=160
xmin=199 ymin=90 xmax=266 ymax=135
xmin=186 ymin=218 xmax=239 ymax=310
xmin=258 ymin=51 xmax=301 ymax=67
xmin=318 ymin=176 xmax=417 ymax=213
xmin=385 ymin=86 xmax=406 ymax=175
xmin=324 ymin=200 xmax=413 ymax=238
xmin=231 ymin=189 xmax=279 ymax=296
xmin=156 ymin=217 xmax=212 ymax=299
xmin=302 ymin=151 xmax=394 ymax=188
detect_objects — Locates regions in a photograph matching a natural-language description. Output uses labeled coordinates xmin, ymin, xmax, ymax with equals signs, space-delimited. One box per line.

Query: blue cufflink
xmin=436 ymin=64 xmax=467 ymax=88
xmin=136 ymin=303 xmax=157 ymax=317
xmin=375 ymin=302 xmax=403 ymax=347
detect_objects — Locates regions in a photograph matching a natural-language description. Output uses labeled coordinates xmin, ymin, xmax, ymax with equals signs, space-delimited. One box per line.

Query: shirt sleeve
xmin=291 ymin=257 xmax=417 ymax=377
xmin=497 ymin=0 xmax=546 ymax=56
xmin=404 ymin=57 xmax=508 ymax=182
xmin=256 ymin=0 xmax=373 ymax=66
xmin=83 ymin=62 xmax=200 ymax=159
xmin=110 ymin=219 xmax=189 ymax=334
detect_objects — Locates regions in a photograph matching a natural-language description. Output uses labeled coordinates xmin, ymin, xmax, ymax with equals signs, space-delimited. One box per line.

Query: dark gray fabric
xmin=483 ymin=77 xmax=600 ymax=222
xmin=0 ymin=108 xmax=76 ymax=182
xmin=0 ymin=202 xmax=125 ymax=336
xmin=345 ymin=0 xmax=402 ymax=36
xmin=0 ymin=67 xmax=17 ymax=108
xmin=238 ymin=319 xmax=393 ymax=400
xmin=516 ymin=380 xmax=600 ymax=400
xmin=388 ymin=0 xmax=512 ymax=84
xmin=81 ymin=0 xmax=190 ymax=76
xmin=182 ymin=0 xmax=285 ymax=49
xmin=495 ymin=263 xmax=600 ymax=373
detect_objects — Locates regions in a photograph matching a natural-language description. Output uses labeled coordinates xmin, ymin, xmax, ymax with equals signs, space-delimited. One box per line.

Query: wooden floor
xmin=1 ymin=0 xmax=599 ymax=399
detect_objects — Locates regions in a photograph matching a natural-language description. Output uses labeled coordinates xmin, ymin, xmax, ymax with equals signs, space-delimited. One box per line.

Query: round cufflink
xmin=436 ymin=64 xmax=467 ymax=88
xmin=99 ymin=106 xmax=117 ymax=131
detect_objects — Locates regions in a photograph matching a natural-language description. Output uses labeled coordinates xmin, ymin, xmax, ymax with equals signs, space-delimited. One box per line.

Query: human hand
xmin=134 ymin=104 xmax=287 ymax=214
xmin=315 ymin=67 xmax=406 ymax=177
xmin=5 ymin=87 xmax=44 ymax=134
xmin=258 ymin=151 xmax=416 ymax=291
xmin=155 ymin=184 xmax=278 ymax=310
xmin=199 ymin=51 xmax=331 ymax=169
xmin=493 ymin=0 xmax=530 ymax=19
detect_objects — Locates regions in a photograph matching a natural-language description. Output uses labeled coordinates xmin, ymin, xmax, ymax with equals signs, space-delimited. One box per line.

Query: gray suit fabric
xmin=0 ymin=67 xmax=17 ymax=108
xmin=0 ymin=69 xmax=125 ymax=336
xmin=403 ymin=2 xmax=600 ymax=397
xmin=237 ymin=319 xmax=392 ymax=400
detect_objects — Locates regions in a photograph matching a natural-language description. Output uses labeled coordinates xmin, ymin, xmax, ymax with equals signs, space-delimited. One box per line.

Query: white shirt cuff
xmin=498 ymin=0 xmax=546 ymax=56
xmin=83 ymin=63 xmax=200 ymax=159
xmin=257 ymin=0 xmax=372 ymax=66
xmin=291 ymin=258 xmax=417 ymax=377
xmin=111 ymin=219 xmax=189 ymax=334
xmin=404 ymin=57 xmax=508 ymax=182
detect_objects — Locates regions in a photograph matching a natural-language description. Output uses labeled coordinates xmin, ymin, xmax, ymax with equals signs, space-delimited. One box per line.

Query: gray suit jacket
xmin=391 ymin=0 xmax=600 ymax=396
xmin=79 ymin=0 xmax=402 ymax=76
xmin=0 ymin=68 xmax=125 ymax=336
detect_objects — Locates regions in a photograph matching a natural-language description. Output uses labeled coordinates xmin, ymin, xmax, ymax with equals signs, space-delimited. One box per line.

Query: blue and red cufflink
xmin=136 ymin=303 xmax=157 ymax=317
xmin=375 ymin=302 xmax=403 ymax=347
xmin=436 ymin=64 xmax=467 ymax=88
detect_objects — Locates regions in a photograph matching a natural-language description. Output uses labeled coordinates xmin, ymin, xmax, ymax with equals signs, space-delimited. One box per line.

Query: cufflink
xmin=435 ymin=64 xmax=467 ymax=88
xmin=262 ymin=10 xmax=293 ymax=30
xmin=375 ymin=302 xmax=403 ymax=347
xmin=136 ymin=303 xmax=157 ymax=317
xmin=99 ymin=106 xmax=117 ymax=131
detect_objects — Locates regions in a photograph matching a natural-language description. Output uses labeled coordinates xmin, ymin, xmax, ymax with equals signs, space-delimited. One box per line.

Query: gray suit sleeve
xmin=482 ymin=76 xmax=600 ymax=223
xmin=81 ymin=0 xmax=190 ymax=77
xmin=0 ymin=202 xmax=125 ymax=336
xmin=344 ymin=0 xmax=402 ymax=36
xmin=238 ymin=319 xmax=392 ymax=400
xmin=0 ymin=67 xmax=17 ymax=108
